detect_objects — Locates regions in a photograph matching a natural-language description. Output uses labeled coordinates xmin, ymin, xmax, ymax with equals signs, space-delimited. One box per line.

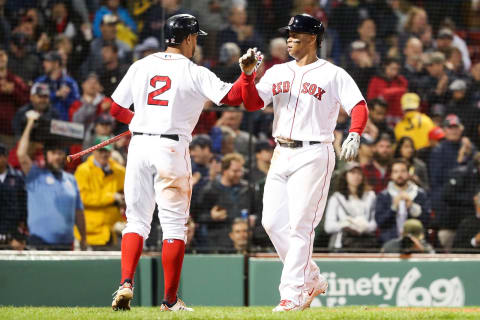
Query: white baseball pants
xmin=262 ymin=143 xmax=334 ymax=305
xmin=122 ymin=134 xmax=192 ymax=242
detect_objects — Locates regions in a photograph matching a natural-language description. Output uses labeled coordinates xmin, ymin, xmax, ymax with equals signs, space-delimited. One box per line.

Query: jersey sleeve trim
xmin=110 ymin=101 xmax=134 ymax=124
xmin=349 ymin=101 xmax=368 ymax=134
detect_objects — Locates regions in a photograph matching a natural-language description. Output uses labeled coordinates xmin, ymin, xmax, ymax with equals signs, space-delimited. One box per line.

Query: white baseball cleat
xmin=272 ymin=299 xmax=301 ymax=312
xmin=301 ymin=273 xmax=328 ymax=310
xmin=112 ymin=282 xmax=134 ymax=311
xmin=160 ymin=298 xmax=194 ymax=312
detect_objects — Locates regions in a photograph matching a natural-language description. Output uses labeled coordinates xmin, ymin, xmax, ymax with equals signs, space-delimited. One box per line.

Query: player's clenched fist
xmin=239 ymin=47 xmax=264 ymax=75
xmin=340 ymin=132 xmax=360 ymax=161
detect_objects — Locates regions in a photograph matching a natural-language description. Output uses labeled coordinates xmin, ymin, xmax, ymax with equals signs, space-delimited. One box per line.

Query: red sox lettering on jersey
xmin=257 ymin=59 xmax=363 ymax=142
xmin=272 ymin=81 xmax=326 ymax=102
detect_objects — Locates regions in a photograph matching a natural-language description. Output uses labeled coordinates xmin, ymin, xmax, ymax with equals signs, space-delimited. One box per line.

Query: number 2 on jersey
xmin=147 ymin=76 xmax=171 ymax=106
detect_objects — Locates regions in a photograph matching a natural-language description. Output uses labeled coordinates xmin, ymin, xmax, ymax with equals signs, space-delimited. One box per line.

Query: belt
xmin=132 ymin=132 xmax=179 ymax=141
xmin=277 ymin=140 xmax=322 ymax=148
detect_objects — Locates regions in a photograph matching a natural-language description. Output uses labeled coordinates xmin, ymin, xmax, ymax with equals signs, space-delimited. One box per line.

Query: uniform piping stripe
xmin=299 ymin=143 xmax=332 ymax=303
xmin=288 ymin=61 xmax=327 ymax=139
xmin=285 ymin=64 xmax=296 ymax=110
xmin=183 ymin=147 xmax=192 ymax=215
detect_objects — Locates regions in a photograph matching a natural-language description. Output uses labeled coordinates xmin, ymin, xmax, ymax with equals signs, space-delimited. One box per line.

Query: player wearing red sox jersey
xmin=109 ymin=14 xmax=254 ymax=312
xmin=239 ymin=14 xmax=368 ymax=311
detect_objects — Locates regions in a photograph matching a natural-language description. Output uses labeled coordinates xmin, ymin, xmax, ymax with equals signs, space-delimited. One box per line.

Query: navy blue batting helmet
xmin=280 ymin=14 xmax=325 ymax=45
xmin=164 ymin=14 xmax=207 ymax=46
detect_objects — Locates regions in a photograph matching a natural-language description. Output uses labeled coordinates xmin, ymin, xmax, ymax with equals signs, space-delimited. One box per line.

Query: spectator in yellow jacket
xmin=394 ymin=93 xmax=435 ymax=150
xmin=74 ymin=136 xmax=126 ymax=247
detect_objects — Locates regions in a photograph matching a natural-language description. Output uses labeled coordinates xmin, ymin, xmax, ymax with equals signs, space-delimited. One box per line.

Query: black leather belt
xmin=277 ymin=140 xmax=321 ymax=148
xmin=132 ymin=132 xmax=179 ymax=141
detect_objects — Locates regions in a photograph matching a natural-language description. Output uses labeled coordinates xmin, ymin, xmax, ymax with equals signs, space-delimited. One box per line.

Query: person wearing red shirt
xmin=367 ymin=57 xmax=408 ymax=127
xmin=0 ymin=48 xmax=29 ymax=140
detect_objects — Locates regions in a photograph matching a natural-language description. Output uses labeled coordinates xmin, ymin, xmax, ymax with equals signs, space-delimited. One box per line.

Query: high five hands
xmin=239 ymin=47 xmax=264 ymax=75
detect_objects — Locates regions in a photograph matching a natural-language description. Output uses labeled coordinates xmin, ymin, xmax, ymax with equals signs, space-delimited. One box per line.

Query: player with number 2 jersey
xmin=109 ymin=14 xmax=252 ymax=312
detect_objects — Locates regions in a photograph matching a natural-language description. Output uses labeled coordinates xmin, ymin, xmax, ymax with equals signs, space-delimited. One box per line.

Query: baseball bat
xmin=66 ymin=130 xmax=132 ymax=163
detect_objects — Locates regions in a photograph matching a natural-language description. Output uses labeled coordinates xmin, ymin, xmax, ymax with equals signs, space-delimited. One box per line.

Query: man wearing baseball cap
xmin=83 ymin=14 xmax=131 ymax=76
xmin=16 ymin=108 xmax=86 ymax=250
xmin=34 ymin=51 xmax=80 ymax=121
xmin=445 ymin=79 xmax=479 ymax=140
xmin=346 ymin=40 xmax=375 ymax=95
xmin=429 ymin=114 xmax=477 ymax=249
xmin=394 ymin=92 xmax=435 ymax=150
xmin=416 ymin=126 xmax=445 ymax=165
xmin=382 ymin=219 xmax=434 ymax=253
xmin=12 ymin=82 xmax=61 ymax=138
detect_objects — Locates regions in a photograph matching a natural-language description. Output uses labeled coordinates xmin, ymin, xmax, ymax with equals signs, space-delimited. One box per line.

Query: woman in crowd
xmin=394 ymin=136 xmax=429 ymax=190
xmin=324 ymin=162 xmax=377 ymax=251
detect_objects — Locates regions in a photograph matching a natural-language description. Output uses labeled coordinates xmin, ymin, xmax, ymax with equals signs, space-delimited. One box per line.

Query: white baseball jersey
xmin=112 ymin=52 xmax=233 ymax=141
xmin=256 ymin=59 xmax=364 ymax=142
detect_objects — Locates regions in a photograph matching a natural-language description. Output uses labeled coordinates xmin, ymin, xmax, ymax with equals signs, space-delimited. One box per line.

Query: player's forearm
xmin=240 ymin=72 xmax=264 ymax=111
xmin=17 ymin=120 xmax=34 ymax=158
xmin=349 ymin=101 xmax=368 ymax=134
xmin=110 ymin=101 xmax=134 ymax=124
xmin=17 ymin=119 xmax=34 ymax=174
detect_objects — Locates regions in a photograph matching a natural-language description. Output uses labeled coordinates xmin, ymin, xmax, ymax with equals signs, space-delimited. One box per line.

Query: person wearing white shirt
xmin=324 ymin=162 xmax=377 ymax=250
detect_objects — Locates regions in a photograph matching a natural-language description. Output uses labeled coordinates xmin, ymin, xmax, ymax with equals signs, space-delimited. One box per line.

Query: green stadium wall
xmin=249 ymin=258 xmax=480 ymax=307
xmin=1 ymin=254 xmax=479 ymax=307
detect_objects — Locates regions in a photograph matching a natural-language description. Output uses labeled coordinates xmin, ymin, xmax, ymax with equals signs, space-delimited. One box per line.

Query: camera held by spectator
xmin=382 ymin=219 xmax=434 ymax=253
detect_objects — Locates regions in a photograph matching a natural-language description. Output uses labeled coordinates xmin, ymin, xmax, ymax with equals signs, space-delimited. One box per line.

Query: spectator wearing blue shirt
xmin=16 ymin=109 xmax=86 ymax=250
xmin=92 ymin=0 xmax=137 ymax=38
xmin=34 ymin=51 xmax=80 ymax=121
xmin=0 ymin=143 xmax=27 ymax=250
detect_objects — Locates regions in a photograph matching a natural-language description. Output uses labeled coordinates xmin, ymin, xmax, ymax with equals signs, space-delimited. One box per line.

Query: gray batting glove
xmin=239 ymin=47 xmax=264 ymax=75
xmin=340 ymin=132 xmax=360 ymax=161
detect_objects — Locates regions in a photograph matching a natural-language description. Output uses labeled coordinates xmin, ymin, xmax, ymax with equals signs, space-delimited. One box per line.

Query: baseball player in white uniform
xmin=109 ymin=14 xmax=251 ymax=311
xmin=239 ymin=14 xmax=368 ymax=311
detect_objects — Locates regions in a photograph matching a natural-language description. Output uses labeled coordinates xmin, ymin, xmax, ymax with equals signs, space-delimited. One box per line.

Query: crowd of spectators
xmin=0 ymin=0 xmax=480 ymax=253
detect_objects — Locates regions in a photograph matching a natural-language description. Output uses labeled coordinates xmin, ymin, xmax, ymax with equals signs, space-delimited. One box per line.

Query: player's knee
xmin=161 ymin=222 xmax=187 ymax=243
xmin=122 ymin=221 xmax=151 ymax=239
xmin=289 ymin=221 xmax=311 ymax=235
